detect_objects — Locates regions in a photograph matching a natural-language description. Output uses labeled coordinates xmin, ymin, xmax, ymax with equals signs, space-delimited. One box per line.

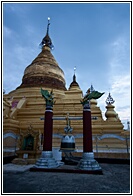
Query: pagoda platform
xmin=30 ymin=164 xmax=103 ymax=175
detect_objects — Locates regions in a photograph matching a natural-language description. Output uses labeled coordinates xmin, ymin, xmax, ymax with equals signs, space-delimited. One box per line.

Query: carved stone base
xmin=34 ymin=151 xmax=59 ymax=168
xmin=77 ymin=152 xmax=102 ymax=171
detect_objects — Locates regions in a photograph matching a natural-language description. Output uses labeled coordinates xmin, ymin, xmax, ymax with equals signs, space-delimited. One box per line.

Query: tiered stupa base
xmin=77 ymin=152 xmax=102 ymax=171
xmin=34 ymin=151 xmax=59 ymax=168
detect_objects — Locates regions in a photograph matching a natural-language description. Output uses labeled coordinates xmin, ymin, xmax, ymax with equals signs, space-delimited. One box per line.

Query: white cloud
xmin=110 ymin=74 xmax=130 ymax=111
xmin=3 ymin=44 xmax=38 ymax=93
xmin=107 ymin=35 xmax=130 ymax=124
xmin=109 ymin=36 xmax=130 ymax=74
xmin=111 ymin=75 xmax=130 ymax=95
xmin=3 ymin=26 xmax=12 ymax=37
xmin=3 ymin=23 xmax=41 ymax=93
xmin=109 ymin=36 xmax=130 ymax=107
xmin=3 ymin=25 xmax=20 ymax=45
xmin=3 ymin=74 xmax=22 ymax=94
xmin=82 ymin=34 xmax=130 ymax=126
xmin=4 ymin=3 xmax=30 ymax=17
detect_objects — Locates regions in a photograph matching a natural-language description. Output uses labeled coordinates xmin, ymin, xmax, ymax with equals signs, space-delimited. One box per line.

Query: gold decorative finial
xmin=48 ymin=17 xmax=50 ymax=26
xmin=106 ymin=92 xmax=115 ymax=105
xmin=39 ymin=17 xmax=54 ymax=49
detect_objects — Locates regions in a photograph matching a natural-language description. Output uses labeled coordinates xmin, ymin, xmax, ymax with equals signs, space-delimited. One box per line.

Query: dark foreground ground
xmin=3 ymin=163 xmax=130 ymax=194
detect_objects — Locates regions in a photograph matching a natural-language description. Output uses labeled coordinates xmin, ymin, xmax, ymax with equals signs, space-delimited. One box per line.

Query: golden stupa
xmin=3 ymin=19 xmax=130 ymax=163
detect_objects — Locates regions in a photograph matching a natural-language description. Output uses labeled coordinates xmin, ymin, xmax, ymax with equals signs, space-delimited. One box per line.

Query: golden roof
xmin=17 ymin=45 xmax=66 ymax=90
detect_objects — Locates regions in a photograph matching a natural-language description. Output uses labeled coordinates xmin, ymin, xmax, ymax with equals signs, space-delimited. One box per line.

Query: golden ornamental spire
xmin=40 ymin=17 xmax=54 ymax=50
xmin=106 ymin=92 xmax=115 ymax=105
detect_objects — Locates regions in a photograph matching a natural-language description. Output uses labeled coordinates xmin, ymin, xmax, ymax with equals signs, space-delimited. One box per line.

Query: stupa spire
xmin=73 ymin=67 xmax=76 ymax=82
xmin=40 ymin=17 xmax=54 ymax=50
xmin=69 ymin=67 xmax=80 ymax=90
xmin=46 ymin=17 xmax=50 ymax=35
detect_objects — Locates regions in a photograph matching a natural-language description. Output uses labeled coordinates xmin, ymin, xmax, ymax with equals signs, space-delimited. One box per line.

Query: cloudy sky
xmin=3 ymin=2 xmax=131 ymax=128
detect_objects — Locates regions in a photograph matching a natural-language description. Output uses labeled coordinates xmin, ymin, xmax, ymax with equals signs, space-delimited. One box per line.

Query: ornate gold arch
xmin=19 ymin=125 xmax=39 ymax=151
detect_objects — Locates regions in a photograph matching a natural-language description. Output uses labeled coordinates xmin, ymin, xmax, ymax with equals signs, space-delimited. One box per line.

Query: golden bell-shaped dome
xmin=18 ymin=46 xmax=66 ymax=90
xmin=17 ymin=18 xmax=66 ymax=91
xmin=105 ymin=104 xmax=117 ymax=121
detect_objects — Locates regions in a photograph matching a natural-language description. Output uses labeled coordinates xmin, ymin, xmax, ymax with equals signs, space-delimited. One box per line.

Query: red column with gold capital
xmin=78 ymin=101 xmax=102 ymax=171
xmin=43 ymin=108 xmax=53 ymax=151
xmin=35 ymin=88 xmax=58 ymax=168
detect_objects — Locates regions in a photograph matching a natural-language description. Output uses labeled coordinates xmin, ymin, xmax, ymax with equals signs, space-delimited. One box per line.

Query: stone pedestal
xmin=34 ymin=151 xmax=59 ymax=168
xmin=77 ymin=152 xmax=101 ymax=170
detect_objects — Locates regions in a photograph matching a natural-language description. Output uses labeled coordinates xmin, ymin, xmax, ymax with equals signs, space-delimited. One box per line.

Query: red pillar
xmin=83 ymin=108 xmax=93 ymax=152
xmin=43 ymin=109 xmax=53 ymax=151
